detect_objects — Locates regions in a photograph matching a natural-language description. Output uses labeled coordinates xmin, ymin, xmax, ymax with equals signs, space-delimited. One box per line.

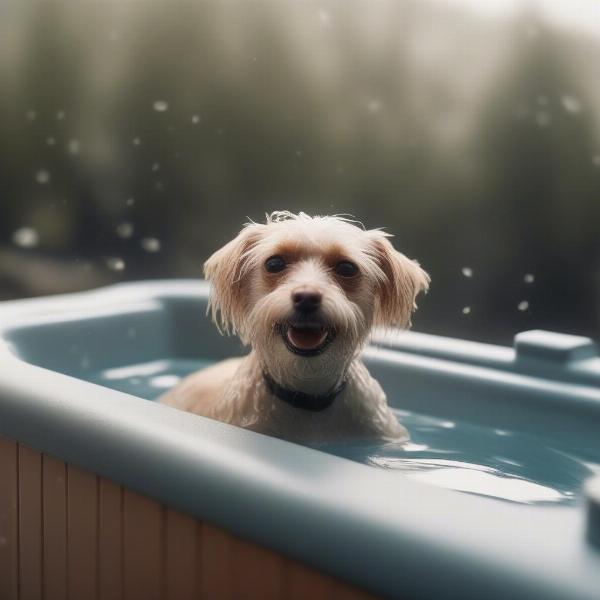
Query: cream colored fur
xmin=160 ymin=212 xmax=429 ymax=444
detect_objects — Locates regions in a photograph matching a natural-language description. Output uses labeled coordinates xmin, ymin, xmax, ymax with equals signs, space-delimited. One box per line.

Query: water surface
xmin=89 ymin=358 xmax=600 ymax=505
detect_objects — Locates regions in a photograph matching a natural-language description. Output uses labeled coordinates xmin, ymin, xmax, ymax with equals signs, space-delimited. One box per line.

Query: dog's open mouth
xmin=279 ymin=321 xmax=334 ymax=356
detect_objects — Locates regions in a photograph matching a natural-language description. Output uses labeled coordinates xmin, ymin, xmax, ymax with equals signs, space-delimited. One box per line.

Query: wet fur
xmin=160 ymin=212 xmax=429 ymax=444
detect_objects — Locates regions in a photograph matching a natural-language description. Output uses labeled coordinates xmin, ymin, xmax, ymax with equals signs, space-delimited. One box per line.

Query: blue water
xmin=89 ymin=358 xmax=600 ymax=505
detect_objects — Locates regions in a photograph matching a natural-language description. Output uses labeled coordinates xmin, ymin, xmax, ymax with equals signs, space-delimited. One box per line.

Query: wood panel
xmin=42 ymin=455 xmax=67 ymax=600
xmin=165 ymin=509 xmax=197 ymax=600
xmin=67 ymin=465 xmax=98 ymax=599
xmin=97 ymin=479 xmax=123 ymax=600
xmin=0 ymin=438 xmax=19 ymax=600
xmin=122 ymin=490 xmax=163 ymax=600
xmin=18 ymin=444 xmax=43 ymax=600
xmin=0 ymin=437 xmax=379 ymax=600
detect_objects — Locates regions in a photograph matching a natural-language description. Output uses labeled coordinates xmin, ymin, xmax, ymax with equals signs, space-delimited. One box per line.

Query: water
xmin=89 ymin=358 xmax=600 ymax=505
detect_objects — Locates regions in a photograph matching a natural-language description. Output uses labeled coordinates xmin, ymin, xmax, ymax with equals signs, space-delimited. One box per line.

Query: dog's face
xmin=204 ymin=212 xmax=429 ymax=385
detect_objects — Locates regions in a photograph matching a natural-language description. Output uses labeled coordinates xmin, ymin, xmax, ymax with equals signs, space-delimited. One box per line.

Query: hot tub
xmin=0 ymin=280 xmax=599 ymax=600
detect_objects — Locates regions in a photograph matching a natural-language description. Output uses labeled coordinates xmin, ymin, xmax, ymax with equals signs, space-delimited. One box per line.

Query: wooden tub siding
xmin=0 ymin=438 xmax=378 ymax=600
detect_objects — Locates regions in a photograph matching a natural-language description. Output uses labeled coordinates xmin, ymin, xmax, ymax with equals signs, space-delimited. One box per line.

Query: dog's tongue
xmin=287 ymin=326 xmax=327 ymax=350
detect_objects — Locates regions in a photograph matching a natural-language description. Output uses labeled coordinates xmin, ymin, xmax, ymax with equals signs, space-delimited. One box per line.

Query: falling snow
xmin=592 ymin=155 xmax=600 ymax=167
xmin=141 ymin=237 xmax=161 ymax=253
xmin=56 ymin=110 xmax=66 ymax=120
xmin=367 ymin=99 xmax=382 ymax=113
xmin=152 ymin=163 xmax=160 ymax=172
xmin=318 ymin=9 xmax=331 ymax=26
xmin=12 ymin=227 xmax=39 ymax=248
xmin=25 ymin=109 xmax=37 ymax=121
xmin=535 ymin=111 xmax=551 ymax=127
xmin=191 ymin=114 xmax=201 ymax=124
xmin=46 ymin=137 xmax=56 ymax=146
xmin=67 ymin=139 xmax=81 ymax=154
xmin=132 ymin=137 xmax=141 ymax=146
xmin=517 ymin=300 xmax=530 ymax=311
xmin=524 ymin=273 xmax=535 ymax=283
xmin=125 ymin=197 xmax=135 ymax=207
xmin=106 ymin=257 xmax=125 ymax=271
xmin=35 ymin=169 xmax=51 ymax=184
xmin=560 ymin=95 xmax=581 ymax=114
xmin=461 ymin=267 xmax=473 ymax=278
xmin=116 ymin=222 xmax=134 ymax=239
xmin=153 ymin=100 xmax=169 ymax=112
xmin=462 ymin=306 xmax=471 ymax=315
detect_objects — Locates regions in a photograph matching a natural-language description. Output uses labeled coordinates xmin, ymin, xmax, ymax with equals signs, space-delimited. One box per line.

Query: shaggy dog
xmin=161 ymin=212 xmax=429 ymax=444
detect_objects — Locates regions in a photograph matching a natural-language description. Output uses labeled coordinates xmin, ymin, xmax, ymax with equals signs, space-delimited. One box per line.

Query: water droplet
xmin=56 ymin=110 xmax=66 ymax=120
xmin=12 ymin=227 xmax=39 ymax=248
xmin=535 ymin=111 xmax=551 ymax=127
xmin=191 ymin=114 xmax=201 ymax=124
xmin=153 ymin=100 xmax=168 ymax=112
xmin=518 ymin=300 xmax=530 ymax=311
xmin=140 ymin=237 xmax=161 ymax=253
xmin=560 ymin=95 xmax=581 ymax=114
xmin=67 ymin=139 xmax=80 ymax=154
xmin=132 ymin=137 xmax=141 ymax=146
xmin=35 ymin=169 xmax=51 ymax=184
xmin=462 ymin=306 xmax=471 ymax=315
xmin=106 ymin=257 xmax=125 ymax=271
xmin=524 ymin=273 xmax=535 ymax=283
xmin=25 ymin=109 xmax=37 ymax=121
xmin=116 ymin=222 xmax=134 ymax=239
xmin=318 ymin=8 xmax=331 ymax=26
xmin=367 ymin=99 xmax=382 ymax=113
xmin=461 ymin=267 xmax=473 ymax=278
xmin=46 ymin=137 xmax=56 ymax=146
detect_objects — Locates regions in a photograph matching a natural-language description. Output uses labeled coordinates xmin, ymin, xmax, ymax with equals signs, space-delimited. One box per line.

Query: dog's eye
xmin=265 ymin=255 xmax=286 ymax=273
xmin=335 ymin=261 xmax=359 ymax=278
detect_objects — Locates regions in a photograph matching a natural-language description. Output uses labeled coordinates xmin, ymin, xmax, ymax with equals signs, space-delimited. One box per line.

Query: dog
xmin=160 ymin=211 xmax=429 ymax=444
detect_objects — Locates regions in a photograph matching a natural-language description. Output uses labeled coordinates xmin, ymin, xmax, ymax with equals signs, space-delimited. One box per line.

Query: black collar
xmin=263 ymin=372 xmax=346 ymax=412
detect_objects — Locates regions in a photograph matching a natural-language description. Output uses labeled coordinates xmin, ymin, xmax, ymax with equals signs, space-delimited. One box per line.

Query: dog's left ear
xmin=369 ymin=232 xmax=430 ymax=329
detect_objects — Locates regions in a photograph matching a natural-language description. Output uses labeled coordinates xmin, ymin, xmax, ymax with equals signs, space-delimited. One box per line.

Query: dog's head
xmin=204 ymin=212 xmax=429 ymax=383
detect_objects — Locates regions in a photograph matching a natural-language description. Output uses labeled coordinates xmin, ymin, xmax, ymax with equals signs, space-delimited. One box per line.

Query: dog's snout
xmin=292 ymin=289 xmax=322 ymax=313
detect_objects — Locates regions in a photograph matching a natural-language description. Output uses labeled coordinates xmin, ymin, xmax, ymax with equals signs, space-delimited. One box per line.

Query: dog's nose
xmin=292 ymin=289 xmax=322 ymax=313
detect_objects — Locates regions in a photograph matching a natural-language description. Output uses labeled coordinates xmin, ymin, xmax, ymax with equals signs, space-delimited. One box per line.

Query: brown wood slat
xmin=98 ymin=479 xmax=123 ymax=600
xmin=200 ymin=522 xmax=233 ymax=599
xmin=18 ymin=444 xmax=43 ymax=600
xmin=67 ymin=465 xmax=98 ymax=600
xmin=123 ymin=489 xmax=163 ymax=600
xmin=42 ymin=455 xmax=67 ymax=600
xmin=0 ymin=438 xmax=19 ymax=600
xmin=286 ymin=562 xmax=336 ymax=600
xmin=231 ymin=536 xmax=285 ymax=600
xmin=164 ymin=508 xmax=197 ymax=600
xmin=333 ymin=584 xmax=379 ymax=600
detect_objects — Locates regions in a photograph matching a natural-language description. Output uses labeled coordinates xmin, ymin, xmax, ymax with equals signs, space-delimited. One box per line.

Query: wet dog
xmin=160 ymin=212 xmax=429 ymax=444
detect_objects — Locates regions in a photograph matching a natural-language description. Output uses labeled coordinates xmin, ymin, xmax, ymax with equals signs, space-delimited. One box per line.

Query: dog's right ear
xmin=204 ymin=223 xmax=265 ymax=336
